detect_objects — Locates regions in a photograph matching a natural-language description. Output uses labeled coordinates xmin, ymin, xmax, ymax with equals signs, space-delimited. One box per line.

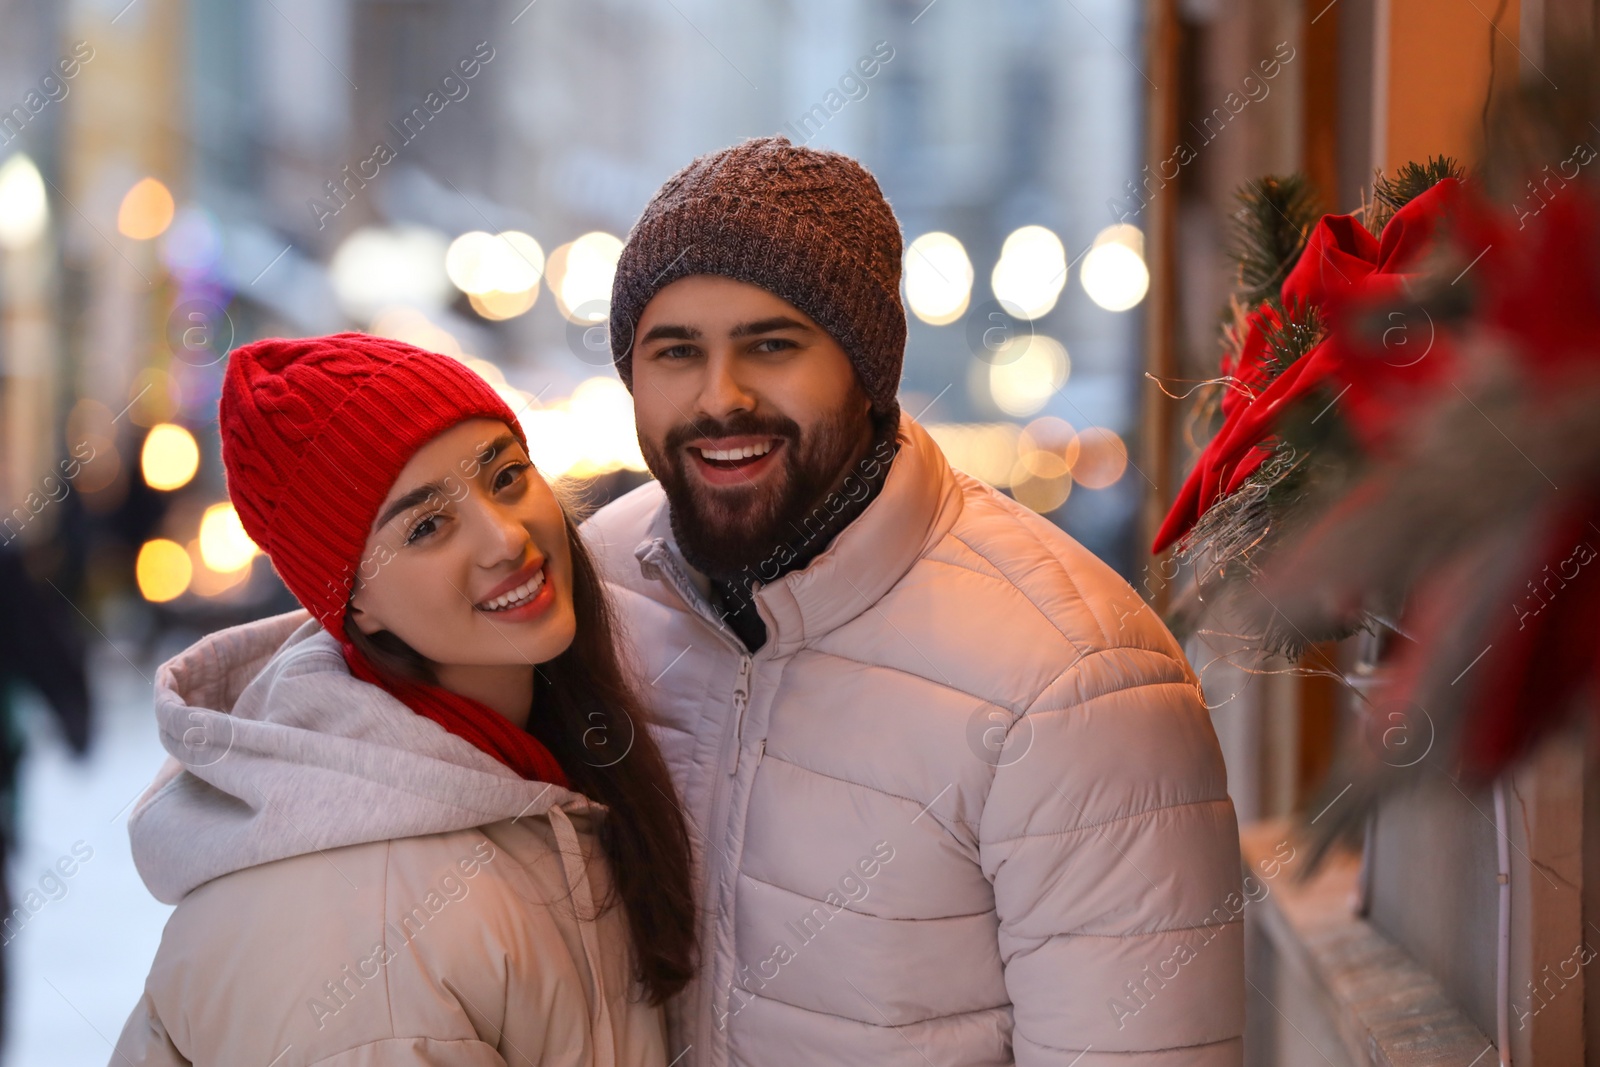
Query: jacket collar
xmin=633 ymin=413 xmax=963 ymax=658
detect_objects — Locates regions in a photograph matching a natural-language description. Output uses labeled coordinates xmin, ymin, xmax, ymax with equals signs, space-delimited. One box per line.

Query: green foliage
xmin=1259 ymin=300 xmax=1325 ymax=379
xmin=1369 ymin=156 xmax=1464 ymax=231
xmin=1229 ymin=175 xmax=1322 ymax=306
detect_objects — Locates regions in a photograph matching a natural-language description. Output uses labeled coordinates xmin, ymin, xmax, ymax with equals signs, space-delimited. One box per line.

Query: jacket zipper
xmin=636 ymin=539 xmax=762 ymax=1066
xmin=730 ymin=655 xmax=753 ymax=776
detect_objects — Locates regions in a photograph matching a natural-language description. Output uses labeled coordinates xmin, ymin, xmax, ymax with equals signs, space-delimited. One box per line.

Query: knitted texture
xmin=609 ymin=135 xmax=906 ymax=419
xmin=219 ymin=333 xmax=569 ymax=789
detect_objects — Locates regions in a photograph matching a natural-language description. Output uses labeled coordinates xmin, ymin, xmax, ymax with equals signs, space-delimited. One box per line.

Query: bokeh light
xmin=1017 ymin=416 xmax=1081 ymax=477
xmin=1080 ymin=224 xmax=1149 ymax=311
xmin=330 ymin=225 xmax=452 ymax=320
xmin=903 ymin=232 xmax=974 ymax=326
xmin=546 ymin=232 xmax=623 ymax=324
xmin=140 ymin=423 xmax=200 ymax=491
xmin=512 ymin=376 xmax=647 ymax=480
xmin=988 ymin=335 xmax=1069 ymax=417
xmin=924 ymin=422 xmax=1022 ymax=487
xmin=468 ymin=288 xmax=539 ymax=321
xmin=0 ymin=153 xmax=49 ymax=250
xmin=567 ymin=376 xmax=647 ymax=476
xmin=117 ymin=178 xmax=176 ymax=240
xmin=990 ymin=225 xmax=1068 ymax=320
xmin=1070 ymin=426 xmax=1130 ymax=487
xmin=447 ymin=231 xmax=544 ymax=323
xmin=521 ymin=406 xmax=582 ymax=479
xmin=369 ymin=306 xmax=465 ymax=358
xmin=136 ymin=539 xmax=192 ymax=602
xmin=1010 ymin=465 xmax=1073 ymax=514
xmin=198 ymin=502 xmax=258 ymax=572
xmin=188 ymin=538 xmax=253 ymax=597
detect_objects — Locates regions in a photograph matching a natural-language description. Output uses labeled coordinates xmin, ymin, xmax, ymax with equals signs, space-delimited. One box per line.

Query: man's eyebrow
xmin=373 ymin=433 xmax=520 ymax=532
xmin=729 ymin=315 xmax=815 ymax=338
xmin=640 ymin=323 xmax=702 ymax=344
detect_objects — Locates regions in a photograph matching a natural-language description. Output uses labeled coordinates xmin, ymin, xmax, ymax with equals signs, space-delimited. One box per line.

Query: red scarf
xmin=341 ymin=640 xmax=571 ymax=789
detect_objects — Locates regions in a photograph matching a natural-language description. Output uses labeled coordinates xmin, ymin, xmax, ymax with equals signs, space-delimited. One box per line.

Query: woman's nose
xmin=471 ymin=496 xmax=531 ymax=566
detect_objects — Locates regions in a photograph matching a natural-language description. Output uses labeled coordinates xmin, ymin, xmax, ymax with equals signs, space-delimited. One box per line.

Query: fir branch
xmin=1229 ymin=175 xmax=1322 ymax=306
xmin=1259 ymin=300 xmax=1325 ymax=378
xmin=1369 ymin=156 xmax=1464 ymax=232
xmin=1178 ymin=431 xmax=1371 ymax=658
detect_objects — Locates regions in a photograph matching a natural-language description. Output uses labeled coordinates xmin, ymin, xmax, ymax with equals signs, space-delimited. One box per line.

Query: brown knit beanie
xmin=609 ymin=136 xmax=906 ymax=420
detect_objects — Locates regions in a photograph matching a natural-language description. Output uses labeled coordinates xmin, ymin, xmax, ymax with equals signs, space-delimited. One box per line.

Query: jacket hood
xmin=130 ymin=610 xmax=590 ymax=904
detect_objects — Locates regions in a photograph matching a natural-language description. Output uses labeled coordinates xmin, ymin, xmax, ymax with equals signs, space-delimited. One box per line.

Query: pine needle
xmin=1259 ymin=301 xmax=1325 ymax=377
xmin=1368 ymin=156 xmax=1464 ymax=231
xmin=1229 ymin=175 xmax=1323 ymax=306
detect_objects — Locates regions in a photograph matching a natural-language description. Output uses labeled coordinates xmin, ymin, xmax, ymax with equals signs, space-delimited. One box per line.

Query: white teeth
xmin=699 ymin=440 xmax=774 ymax=462
xmin=480 ymin=569 xmax=545 ymax=611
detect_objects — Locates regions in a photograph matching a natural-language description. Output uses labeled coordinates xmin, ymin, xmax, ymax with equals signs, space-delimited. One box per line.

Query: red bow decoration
xmin=1153 ymin=179 xmax=1467 ymax=553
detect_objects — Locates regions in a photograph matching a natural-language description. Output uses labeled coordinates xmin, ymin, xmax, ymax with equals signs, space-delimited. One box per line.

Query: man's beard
xmin=640 ymin=405 xmax=869 ymax=581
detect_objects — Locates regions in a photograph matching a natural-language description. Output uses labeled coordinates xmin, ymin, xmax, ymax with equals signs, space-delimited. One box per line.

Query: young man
xmin=583 ymin=136 xmax=1244 ymax=1067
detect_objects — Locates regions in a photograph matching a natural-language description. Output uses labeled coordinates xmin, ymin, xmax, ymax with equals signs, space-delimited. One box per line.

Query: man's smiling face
xmin=630 ymin=274 xmax=875 ymax=578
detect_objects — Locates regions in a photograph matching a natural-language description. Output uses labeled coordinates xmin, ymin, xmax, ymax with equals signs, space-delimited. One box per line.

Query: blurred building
xmin=9 ymin=0 xmax=1153 ymax=614
xmin=0 ymin=5 xmax=1152 ymax=1056
xmin=17 ymin=1 xmax=1594 ymax=1066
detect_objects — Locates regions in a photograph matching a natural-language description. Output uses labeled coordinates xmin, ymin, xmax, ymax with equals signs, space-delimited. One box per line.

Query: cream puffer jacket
xmin=581 ymin=414 xmax=1245 ymax=1067
xmin=111 ymin=612 xmax=667 ymax=1066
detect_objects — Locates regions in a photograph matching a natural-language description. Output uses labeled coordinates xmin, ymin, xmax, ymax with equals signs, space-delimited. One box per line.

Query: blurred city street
xmin=0 ymin=0 xmax=1595 ymax=1063
xmin=3 ymin=643 xmax=171 ymax=1065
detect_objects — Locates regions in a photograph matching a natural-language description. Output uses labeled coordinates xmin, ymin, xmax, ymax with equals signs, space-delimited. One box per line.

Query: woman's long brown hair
xmin=347 ymin=511 xmax=697 ymax=1005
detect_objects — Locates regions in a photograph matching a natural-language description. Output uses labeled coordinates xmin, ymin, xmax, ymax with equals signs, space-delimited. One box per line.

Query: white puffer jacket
xmin=582 ymin=415 xmax=1244 ymax=1067
xmin=113 ymin=612 xmax=666 ymax=1066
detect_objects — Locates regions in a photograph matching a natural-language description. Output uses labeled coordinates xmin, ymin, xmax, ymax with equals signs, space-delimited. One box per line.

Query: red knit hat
xmin=220 ymin=332 xmax=568 ymax=787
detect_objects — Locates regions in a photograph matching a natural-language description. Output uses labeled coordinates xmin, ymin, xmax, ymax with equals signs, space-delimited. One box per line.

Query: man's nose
xmin=694 ymin=350 xmax=756 ymax=421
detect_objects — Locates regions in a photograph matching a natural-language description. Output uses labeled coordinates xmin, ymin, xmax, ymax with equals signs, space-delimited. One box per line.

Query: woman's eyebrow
xmin=475 ymin=433 xmax=519 ymax=466
xmin=374 ymin=483 xmax=445 ymax=532
xmin=373 ymin=434 xmax=522 ymax=532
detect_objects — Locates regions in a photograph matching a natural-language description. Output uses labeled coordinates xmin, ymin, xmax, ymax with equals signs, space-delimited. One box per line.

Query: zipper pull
xmin=729 ymin=656 xmax=753 ymax=776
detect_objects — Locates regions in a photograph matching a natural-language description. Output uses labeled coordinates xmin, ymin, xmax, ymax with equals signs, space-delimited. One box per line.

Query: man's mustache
xmin=662 ymin=413 xmax=803 ymax=454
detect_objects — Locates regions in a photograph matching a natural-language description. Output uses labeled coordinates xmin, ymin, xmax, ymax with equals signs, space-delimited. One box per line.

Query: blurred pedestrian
xmin=0 ymin=543 xmax=92 ymax=1047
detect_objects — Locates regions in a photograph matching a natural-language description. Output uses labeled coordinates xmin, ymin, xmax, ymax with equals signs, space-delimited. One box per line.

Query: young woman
xmin=112 ymin=333 xmax=695 ymax=1066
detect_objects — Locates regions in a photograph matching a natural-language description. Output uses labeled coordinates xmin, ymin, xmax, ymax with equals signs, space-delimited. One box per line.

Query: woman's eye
xmin=494 ymin=462 xmax=530 ymax=491
xmin=405 ymin=515 xmax=440 ymax=545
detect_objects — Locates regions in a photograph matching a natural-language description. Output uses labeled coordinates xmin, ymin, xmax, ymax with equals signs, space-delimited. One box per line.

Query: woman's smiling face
xmin=347 ymin=418 xmax=577 ymax=675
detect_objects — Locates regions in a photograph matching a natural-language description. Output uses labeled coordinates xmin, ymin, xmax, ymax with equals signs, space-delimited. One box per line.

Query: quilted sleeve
xmin=978 ymin=646 xmax=1246 ymax=1066
xmin=310 ymin=1038 xmax=510 ymax=1065
xmin=110 ymin=991 xmax=191 ymax=1067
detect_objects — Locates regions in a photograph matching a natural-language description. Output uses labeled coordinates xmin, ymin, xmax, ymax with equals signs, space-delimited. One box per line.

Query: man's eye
xmin=655 ymin=344 xmax=696 ymax=361
xmin=753 ymin=337 xmax=796 ymax=353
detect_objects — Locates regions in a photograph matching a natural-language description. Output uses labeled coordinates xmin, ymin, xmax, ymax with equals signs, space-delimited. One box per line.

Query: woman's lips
xmin=474 ymin=560 xmax=555 ymax=622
